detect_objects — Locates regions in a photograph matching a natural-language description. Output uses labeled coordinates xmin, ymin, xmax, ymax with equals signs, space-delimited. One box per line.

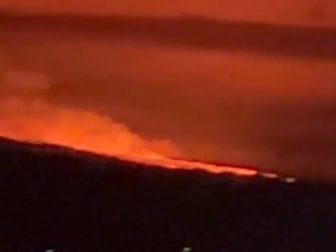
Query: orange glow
xmin=0 ymin=97 xmax=270 ymax=178
xmin=2 ymin=0 xmax=336 ymax=27
xmin=0 ymin=72 xmax=287 ymax=179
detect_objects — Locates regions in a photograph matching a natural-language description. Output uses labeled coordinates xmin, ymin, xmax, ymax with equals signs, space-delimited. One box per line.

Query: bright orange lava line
xmin=132 ymin=155 xmax=259 ymax=177
xmin=2 ymin=133 xmax=258 ymax=177
xmin=0 ymin=99 xmax=287 ymax=180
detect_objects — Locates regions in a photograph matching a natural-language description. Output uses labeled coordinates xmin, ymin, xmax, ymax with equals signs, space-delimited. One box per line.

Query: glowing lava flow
xmin=129 ymin=154 xmax=259 ymax=177
xmin=0 ymin=98 xmax=290 ymax=180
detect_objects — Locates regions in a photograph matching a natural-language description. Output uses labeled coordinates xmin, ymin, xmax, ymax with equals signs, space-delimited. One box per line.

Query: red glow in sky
xmin=2 ymin=0 xmax=336 ymax=26
xmin=0 ymin=8 xmax=335 ymax=181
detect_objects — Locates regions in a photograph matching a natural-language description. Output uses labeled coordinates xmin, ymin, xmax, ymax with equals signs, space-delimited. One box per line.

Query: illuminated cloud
xmin=1 ymin=15 xmax=336 ymax=60
xmin=0 ymin=71 xmax=180 ymax=162
xmin=1 ymin=0 xmax=336 ymax=26
xmin=0 ymin=14 xmax=336 ymax=180
xmin=3 ymin=71 xmax=50 ymax=95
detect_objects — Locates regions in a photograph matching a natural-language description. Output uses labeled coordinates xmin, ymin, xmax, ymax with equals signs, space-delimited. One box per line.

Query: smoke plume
xmin=0 ymin=71 xmax=180 ymax=161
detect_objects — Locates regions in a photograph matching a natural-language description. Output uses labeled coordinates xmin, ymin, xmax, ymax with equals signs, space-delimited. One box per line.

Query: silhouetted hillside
xmin=0 ymin=137 xmax=336 ymax=252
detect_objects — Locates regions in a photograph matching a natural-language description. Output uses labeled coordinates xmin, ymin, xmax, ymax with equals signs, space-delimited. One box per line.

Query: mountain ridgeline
xmin=0 ymin=137 xmax=336 ymax=252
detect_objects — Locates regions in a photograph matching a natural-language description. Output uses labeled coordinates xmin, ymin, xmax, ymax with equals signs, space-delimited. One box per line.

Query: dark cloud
xmin=1 ymin=13 xmax=336 ymax=60
xmin=1 ymin=13 xmax=336 ymax=181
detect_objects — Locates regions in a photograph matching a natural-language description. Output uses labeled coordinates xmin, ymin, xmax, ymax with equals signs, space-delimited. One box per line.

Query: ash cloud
xmin=1 ymin=16 xmax=336 ymax=181
xmin=3 ymin=71 xmax=50 ymax=96
xmin=1 ymin=14 xmax=336 ymax=60
xmin=0 ymin=71 xmax=180 ymax=159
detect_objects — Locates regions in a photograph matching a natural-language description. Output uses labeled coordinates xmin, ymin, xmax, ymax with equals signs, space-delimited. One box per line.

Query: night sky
xmin=2 ymin=0 xmax=336 ymax=26
xmin=0 ymin=1 xmax=336 ymax=180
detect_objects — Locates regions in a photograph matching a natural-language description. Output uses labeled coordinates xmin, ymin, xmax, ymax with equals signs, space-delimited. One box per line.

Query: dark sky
xmin=1 ymin=0 xmax=336 ymax=26
xmin=0 ymin=11 xmax=336 ymax=180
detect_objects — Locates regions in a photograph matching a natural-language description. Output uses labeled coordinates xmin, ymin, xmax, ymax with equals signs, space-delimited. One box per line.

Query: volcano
xmin=0 ymin=137 xmax=336 ymax=252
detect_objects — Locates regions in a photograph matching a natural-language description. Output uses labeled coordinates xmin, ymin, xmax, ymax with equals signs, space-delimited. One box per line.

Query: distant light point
xmin=182 ymin=246 xmax=192 ymax=252
xmin=285 ymin=177 xmax=297 ymax=183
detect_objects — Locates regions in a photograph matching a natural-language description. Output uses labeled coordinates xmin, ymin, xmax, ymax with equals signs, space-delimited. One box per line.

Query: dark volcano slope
xmin=0 ymin=137 xmax=335 ymax=252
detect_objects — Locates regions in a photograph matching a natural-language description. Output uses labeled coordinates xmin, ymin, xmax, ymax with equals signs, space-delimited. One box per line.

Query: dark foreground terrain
xmin=0 ymin=137 xmax=336 ymax=252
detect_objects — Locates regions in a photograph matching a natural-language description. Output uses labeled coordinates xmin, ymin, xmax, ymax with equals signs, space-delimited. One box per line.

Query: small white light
xmin=182 ymin=247 xmax=192 ymax=252
xmin=285 ymin=177 xmax=297 ymax=183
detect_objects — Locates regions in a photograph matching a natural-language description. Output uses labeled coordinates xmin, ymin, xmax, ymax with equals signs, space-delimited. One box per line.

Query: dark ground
xmin=0 ymin=137 xmax=336 ymax=252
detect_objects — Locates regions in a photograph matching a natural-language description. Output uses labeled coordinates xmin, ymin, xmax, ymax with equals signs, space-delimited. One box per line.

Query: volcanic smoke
xmin=0 ymin=71 xmax=283 ymax=179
